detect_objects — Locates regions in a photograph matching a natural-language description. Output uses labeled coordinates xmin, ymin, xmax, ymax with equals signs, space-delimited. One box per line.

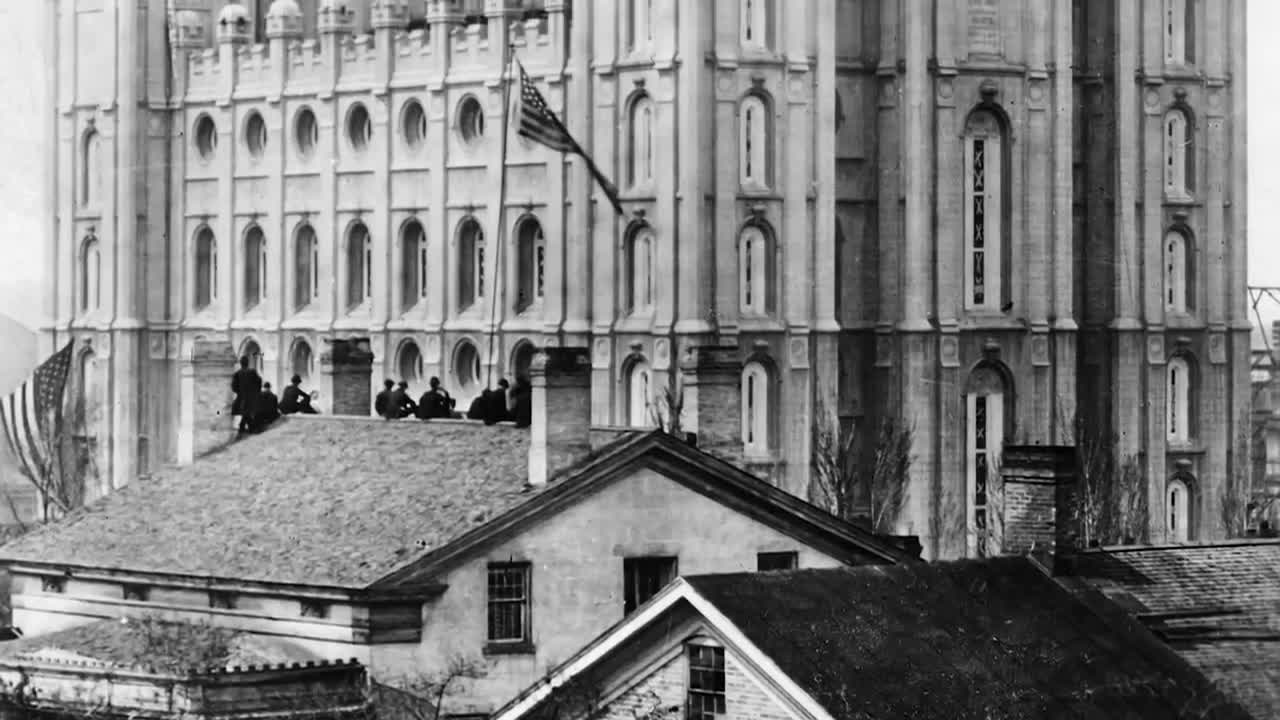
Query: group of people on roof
xmin=376 ymin=375 xmax=532 ymax=428
xmin=231 ymin=356 xmax=318 ymax=435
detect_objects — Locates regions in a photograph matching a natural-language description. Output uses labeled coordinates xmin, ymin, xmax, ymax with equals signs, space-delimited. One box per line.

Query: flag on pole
xmin=514 ymin=60 xmax=627 ymax=217
xmin=0 ymin=340 xmax=74 ymax=486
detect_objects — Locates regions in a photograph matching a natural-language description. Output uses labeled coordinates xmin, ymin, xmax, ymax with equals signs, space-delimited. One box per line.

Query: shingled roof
xmin=0 ymin=416 xmax=912 ymax=591
xmin=0 ymin=417 xmax=538 ymax=588
xmin=1071 ymin=541 xmax=1280 ymax=719
xmin=683 ymin=560 xmax=1252 ymax=719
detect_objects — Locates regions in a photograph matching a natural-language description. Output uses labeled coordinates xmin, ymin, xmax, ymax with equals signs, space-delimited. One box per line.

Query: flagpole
xmin=485 ymin=41 xmax=517 ymax=390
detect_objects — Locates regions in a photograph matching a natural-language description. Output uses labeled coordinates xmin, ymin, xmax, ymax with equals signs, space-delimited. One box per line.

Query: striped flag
xmin=514 ymin=60 xmax=626 ymax=217
xmin=0 ymin=340 xmax=74 ymax=488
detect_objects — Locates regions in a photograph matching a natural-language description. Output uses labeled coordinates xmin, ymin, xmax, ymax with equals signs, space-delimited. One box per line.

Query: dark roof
xmin=0 ymin=417 xmax=537 ymax=588
xmin=685 ymin=559 xmax=1254 ymax=720
xmin=0 ymin=618 xmax=319 ymax=672
xmin=1072 ymin=541 xmax=1280 ymax=719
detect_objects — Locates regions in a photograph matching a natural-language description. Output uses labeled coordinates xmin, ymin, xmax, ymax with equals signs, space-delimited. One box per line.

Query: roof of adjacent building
xmin=0 ymin=416 xmax=913 ymax=590
xmin=0 ymin=618 xmax=321 ymax=673
xmin=1071 ymin=541 xmax=1280 ymax=720
xmin=683 ymin=560 xmax=1251 ymax=719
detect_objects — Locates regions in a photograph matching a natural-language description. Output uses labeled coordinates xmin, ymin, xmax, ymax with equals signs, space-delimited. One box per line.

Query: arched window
xmin=1165 ymin=230 xmax=1194 ymax=314
xmin=627 ymin=227 xmax=655 ymax=314
xmin=626 ymin=0 xmax=653 ymax=52
xmin=243 ymin=226 xmax=266 ymax=311
xmin=1167 ymin=477 xmax=1192 ymax=542
xmin=457 ymin=218 xmax=485 ymax=312
xmin=741 ymin=361 xmax=770 ymax=455
xmin=738 ymin=225 xmax=774 ymax=316
xmin=963 ymin=110 xmax=1004 ymax=312
xmin=626 ymin=359 xmax=653 ymax=428
xmin=80 ymin=235 xmax=101 ymax=313
xmin=739 ymin=95 xmax=771 ymax=189
xmin=628 ymin=95 xmax=654 ymax=188
xmin=1167 ymin=355 xmax=1193 ymax=443
xmin=1163 ymin=109 xmax=1193 ymax=198
xmin=740 ymin=0 xmax=773 ymax=50
xmin=965 ymin=366 xmax=1008 ymax=558
xmin=400 ymin=220 xmax=427 ymax=313
xmin=511 ymin=342 xmax=536 ymax=386
xmin=1164 ymin=0 xmax=1194 ymax=65
xmin=194 ymin=227 xmax=217 ymax=311
xmin=454 ymin=340 xmax=482 ymax=396
xmin=240 ymin=339 xmax=263 ymax=373
xmin=293 ymin=224 xmax=319 ymax=312
xmin=290 ymin=339 xmax=314 ymax=384
xmin=345 ymin=222 xmax=371 ymax=311
xmin=516 ymin=217 xmax=546 ymax=314
xmin=81 ymin=130 xmax=102 ymax=207
xmin=398 ymin=341 xmax=424 ymax=385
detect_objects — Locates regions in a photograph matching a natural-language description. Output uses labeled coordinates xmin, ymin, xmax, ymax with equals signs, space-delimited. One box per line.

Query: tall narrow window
xmin=741 ymin=362 xmax=770 ymax=455
xmin=1164 ymin=0 xmax=1194 ymax=65
xmin=400 ymin=220 xmax=426 ymax=313
xmin=740 ymin=0 xmax=772 ymax=50
xmin=293 ymin=224 xmax=319 ymax=312
xmin=1165 ymin=230 xmax=1191 ymax=314
xmin=738 ymin=226 xmax=773 ymax=316
xmin=345 ymin=223 xmax=371 ymax=311
xmin=81 ymin=130 xmax=102 ymax=208
xmin=516 ymin=217 xmax=546 ymax=314
xmin=965 ymin=368 xmax=1006 ymax=558
xmin=627 ymin=228 xmax=654 ymax=314
xmin=290 ymin=340 xmax=314 ymax=384
xmin=194 ymin=228 xmax=217 ymax=311
xmin=686 ymin=644 xmax=726 ymax=720
xmin=457 ymin=218 xmax=485 ymax=312
xmin=628 ymin=96 xmax=654 ymax=188
xmin=739 ymin=95 xmax=770 ymax=189
xmin=1167 ymin=355 xmax=1192 ymax=443
xmin=1163 ymin=110 xmax=1192 ymax=198
xmin=1167 ymin=477 xmax=1191 ymax=542
xmin=240 ymin=340 xmax=263 ymax=373
xmin=627 ymin=359 xmax=653 ymax=428
xmin=80 ymin=236 xmax=101 ymax=313
xmin=963 ymin=111 xmax=1004 ymax=312
xmin=486 ymin=563 xmax=531 ymax=645
xmin=398 ymin=341 xmax=424 ymax=385
xmin=244 ymin=226 xmax=266 ymax=311
xmin=626 ymin=0 xmax=653 ymax=52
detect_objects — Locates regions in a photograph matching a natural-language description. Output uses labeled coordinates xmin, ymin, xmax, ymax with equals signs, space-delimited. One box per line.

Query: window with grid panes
xmin=623 ymin=556 xmax=677 ymax=614
xmin=487 ymin=563 xmax=531 ymax=643
xmin=686 ymin=644 xmax=726 ymax=720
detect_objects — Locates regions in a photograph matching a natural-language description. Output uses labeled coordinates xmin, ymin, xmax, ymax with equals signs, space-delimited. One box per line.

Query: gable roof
xmin=496 ymin=559 xmax=1254 ymax=720
xmin=0 ymin=418 xmax=911 ymax=591
xmin=1071 ymin=541 xmax=1280 ymax=719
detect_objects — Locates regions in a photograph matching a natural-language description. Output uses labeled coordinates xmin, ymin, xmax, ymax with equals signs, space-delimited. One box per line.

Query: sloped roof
xmin=1072 ymin=541 xmax=1280 ymax=719
xmin=0 ymin=417 xmax=911 ymax=591
xmin=0 ymin=417 xmax=538 ymax=588
xmin=681 ymin=560 xmax=1251 ymax=719
xmin=0 ymin=618 xmax=321 ymax=673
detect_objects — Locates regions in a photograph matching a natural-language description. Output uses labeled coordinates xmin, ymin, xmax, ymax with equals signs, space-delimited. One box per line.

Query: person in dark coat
xmin=375 ymin=379 xmax=395 ymax=418
xmin=230 ymin=356 xmax=263 ymax=435
xmin=390 ymin=381 xmax=417 ymax=419
xmin=256 ymin=382 xmax=281 ymax=431
xmin=415 ymin=376 xmax=455 ymax=420
xmin=279 ymin=375 xmax=318 ymax=415
xmin=479 ymin=379 xmax=513 ymax=425
xmin=510 ymin=377 xmax=532 ymax=428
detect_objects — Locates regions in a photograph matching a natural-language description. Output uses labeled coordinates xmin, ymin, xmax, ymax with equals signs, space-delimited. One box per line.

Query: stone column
xmin=178 ymin=339 xmax=236 ymax=463
xmin=319 ymin=337 xmax=375 ymax=416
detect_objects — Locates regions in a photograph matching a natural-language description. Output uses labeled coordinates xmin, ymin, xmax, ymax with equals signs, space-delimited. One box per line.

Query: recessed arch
xmin=243 ymin=224 xmax=267 ymax=311
xmin=514 ymin=214 xmax=546 ymax=314
xmin=622 ymin=353 xmax=654 ymax=428
xmin=193 ymin=226 xmax=218 ymax=311
xmin=344 ymin=221 xmax=371 ymax=311
xmin=1163 ymin=107 xmax=1195 ymax=198
xmin=289 ymin=337 xmax=315 ymax=384
xmin=238 ymin=337 xmax=264 ymax=373
xmin=962 ymin=106 xmax=1011 ymax=313
xmin=737 ymin=218 xmax=777 ymax=316
xmin=80 ymin=128 xmax=103 ymax=207
xmin=80 ymin=234 xmax=101 ymax=314
xmin=400 ymin=217 xmax=427 ymax=313
xmin=510 ymin=340 xmax=537 ymax=386
xmin=452 ymin=338 xmax=484 ymax=397
xmin=626 ymin=92 xmax=654 ymax=188
xmin=456 ymin=216 xmax=486 ymax=312
xmin=397 ymin=339 xmax=424 ymax=386
xmin=624 ymin=222 xmax=655 ymax=315
xmin=963 ymin=360 xmax=1013 ymax=558
xmin=1166 ymin=473 xmax=1195 ymax=543
xmin=1167 ymin=352 xmax=1197 ymax=444
xmin=292 ymin=222 xmax=319 ymax=313
xmin=738 ymin=92 xmax=773 ymax=189
xmin=1164 ymin=226 xmax=1196 ymax=314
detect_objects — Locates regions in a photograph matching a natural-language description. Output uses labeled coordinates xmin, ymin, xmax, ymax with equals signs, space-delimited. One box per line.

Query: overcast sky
xmin=0 ymin=3 xmax=1275 ymax=333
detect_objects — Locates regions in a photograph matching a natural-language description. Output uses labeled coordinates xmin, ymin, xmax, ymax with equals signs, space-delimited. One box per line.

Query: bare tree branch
xmin=809 ymin=399 xmax=914 ymax=534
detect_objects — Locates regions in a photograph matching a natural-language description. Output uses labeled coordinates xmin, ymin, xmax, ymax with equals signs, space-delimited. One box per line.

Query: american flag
xmin=514 ymin=61 xmax=626 ymax=217
xmin=0 ymin=340 xmax=74 ymax=485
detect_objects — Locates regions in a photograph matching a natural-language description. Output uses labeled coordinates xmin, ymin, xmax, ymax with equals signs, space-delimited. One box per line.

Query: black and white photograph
xmin=0 ymin=1 xmax=1272 ymax=718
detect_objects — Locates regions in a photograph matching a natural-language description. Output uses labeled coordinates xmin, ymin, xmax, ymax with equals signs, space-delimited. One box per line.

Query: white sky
xmin=0 ymin=3 xmax=1275 ymax=332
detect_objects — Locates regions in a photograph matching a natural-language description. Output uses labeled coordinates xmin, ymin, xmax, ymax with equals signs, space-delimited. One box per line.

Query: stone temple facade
xmin=42 ymin=0 xmax=1248 ymax=559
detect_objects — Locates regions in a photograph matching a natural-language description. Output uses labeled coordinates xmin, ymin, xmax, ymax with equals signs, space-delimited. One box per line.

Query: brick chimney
xmin=999 ymin=445 xmax=1077 ymax=571
xmin=679 ymin=346 xmax=743 ymax=463
xmin=529 ymin=346 xmax=592 ymax=487
xmin=178 ymin=338 xmax=237 ymax=463
xmin=319 ymin=338 xmax=375 ymax=416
